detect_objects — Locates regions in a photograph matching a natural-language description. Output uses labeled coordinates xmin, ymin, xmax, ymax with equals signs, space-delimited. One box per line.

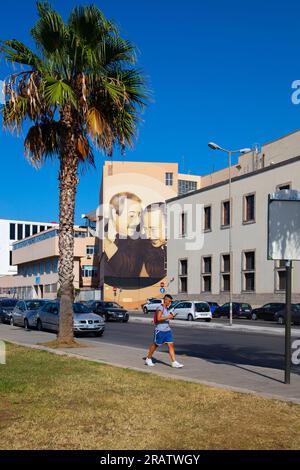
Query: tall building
xmin=0 ymin=226 xmax=100 ymax=300
xmin=167 ymin=129 xmax=300 ymax=306
xmin=0 ymin=219 xmax=57 ymax=277
xmin=94 ymin=161 xmax=202 ymax=308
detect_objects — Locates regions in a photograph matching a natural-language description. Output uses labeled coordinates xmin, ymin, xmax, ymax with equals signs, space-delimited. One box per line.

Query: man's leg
xmin=147 ymin=342 xmax=158 ymax=359
xmin=167 ymin=342 xmax=176 ymax=362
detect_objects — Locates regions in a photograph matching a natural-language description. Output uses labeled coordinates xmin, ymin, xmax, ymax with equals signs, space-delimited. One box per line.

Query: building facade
xmin=97 ymin=161 xmax=202 ymax=308
xmin=0 ymin=227 xmax=100 ymax=300
xmin=0 ymin=218 xmax=57 ymax=277
xmin=167 ymin=130 xmax=300 ymax=306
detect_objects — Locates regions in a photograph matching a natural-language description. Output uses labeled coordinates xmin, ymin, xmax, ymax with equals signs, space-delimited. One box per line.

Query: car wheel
xmin=205 ymin=319 xmax=212 ymax=322
xmin=95 ymin=331 xmax=103 ymax=337
xmin=251 ymin=313 xmax=257 ymax=321
xmin=277 ymin=316 xmax=285 ymax=325
xmin=105 ymin=314 xmax=109 ymax=322
xmin=187 ymin=314 xmax=194 ymax=321
xmin=123 ymin=317 xmax=129 ymax=323
xmin=143 ymin=307 xmax=148 ymax=314
xmin=37 ymin=319 xmax=43 ymax=331
xmin=24 ymin=319 xmax=29 ymax=330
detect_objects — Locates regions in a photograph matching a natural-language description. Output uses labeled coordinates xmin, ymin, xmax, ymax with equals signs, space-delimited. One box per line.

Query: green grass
xmin=0 ymin=342 xmax=300 ymax=450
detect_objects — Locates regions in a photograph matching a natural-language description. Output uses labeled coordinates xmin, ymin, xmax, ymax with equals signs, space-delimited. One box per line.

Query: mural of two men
xmin=103 ymin=192 xmax=167 ymax=289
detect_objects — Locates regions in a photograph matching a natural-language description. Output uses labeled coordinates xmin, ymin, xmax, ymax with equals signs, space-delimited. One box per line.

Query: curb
xmin=128 ymin=315 xmax=300 ymax=337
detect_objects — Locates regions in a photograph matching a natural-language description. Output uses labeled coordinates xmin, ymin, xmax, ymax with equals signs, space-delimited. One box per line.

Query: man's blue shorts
xmin=154 ymin=329 xmax=174 ymax=346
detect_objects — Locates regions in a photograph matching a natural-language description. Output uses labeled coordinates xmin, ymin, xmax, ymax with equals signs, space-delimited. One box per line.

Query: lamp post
xmin=208 ymin=142 xmax=251 ymax=326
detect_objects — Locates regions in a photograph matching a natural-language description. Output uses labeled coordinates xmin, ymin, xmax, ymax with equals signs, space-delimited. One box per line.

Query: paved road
xmin=87 ymin=320 xmax=300 ymax=374
xmin=129 ymin=310 xmax=300 ymax=330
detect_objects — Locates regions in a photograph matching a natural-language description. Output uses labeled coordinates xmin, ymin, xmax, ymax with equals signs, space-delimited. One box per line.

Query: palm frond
xmin=43 ymin=76 xmax=77 ymax=107
xmin=24 ymin=120 xmax=60 ymax=165
xmin=0 ymin=40 xmax=43 ymax=69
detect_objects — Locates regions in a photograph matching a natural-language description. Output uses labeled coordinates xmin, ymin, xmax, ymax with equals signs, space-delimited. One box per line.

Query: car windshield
xmin=73 ymin=303 xmax=91 ymax=314
xmin=293 ymin=304 xmax=300 ymax=311
xmin=195 ymin=303 xmax=210 ymax=312
xmin=103 ymin=302 xmax=122 ymax=308
xmin=25 ymin=300 xmax=46 ymax=310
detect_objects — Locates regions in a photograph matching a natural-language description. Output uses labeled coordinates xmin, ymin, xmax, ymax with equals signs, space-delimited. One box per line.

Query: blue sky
xmin=1 ymin=0 xmax=300 ymax=224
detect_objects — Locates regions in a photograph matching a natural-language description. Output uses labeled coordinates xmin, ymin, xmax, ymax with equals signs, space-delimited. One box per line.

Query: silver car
xmin=11 ymin=299 xmax=49 ymax=328
xmin=30 ymin=301 xmax=105 ymax=336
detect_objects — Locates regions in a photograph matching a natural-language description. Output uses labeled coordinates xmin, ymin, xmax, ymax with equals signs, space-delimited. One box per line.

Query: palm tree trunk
xmin=57 ymin=104 xmax=79 ymax=344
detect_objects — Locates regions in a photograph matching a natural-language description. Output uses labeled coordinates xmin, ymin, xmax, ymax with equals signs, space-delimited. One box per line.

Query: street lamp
xmin=208 ymin=142 xmax=251 ymax=326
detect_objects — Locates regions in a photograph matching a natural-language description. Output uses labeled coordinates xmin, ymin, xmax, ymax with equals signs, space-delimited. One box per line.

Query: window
xmin=204 ymin=206 xmax=212 ymax=231
xmin=202 ymin=256 xmax=212 ymax=292
xmin=47 ymin=226 xmax=52 ymax=230
xmin=25 ymin=224 xmax=31 ymax=238
xmin=40 ymin=226 xmax=45 ymax=232
xmin=32 ymin=225 xmax=38 ymax=235
xmin=179 ymin=259 xmax=188 ymax=293
xmin=244 ymin=194 xmax=255 ymax=223
xmin=9 ymin=251 xmax=12 ymax=266
xmin=86 ymin=245 xmax=98 ymax=256
xmin=165 ymin=172 xmax=173 ymax=186
xmin=180 ymin=212 xmax=187 ymax=237
xmin=178 ymin=180 xmax=197 ymax=195
xmin=275 ymin=261 xmax=286 ymax=291
xmin=221 ymin=254 xmax=231 ymax=292
xmin=243 ymin=251 xmax=255 ymax=292
xmin=17 ymin=224 xmax=23 ymax=240
xmin=82 ymin=266 xmax=98 ymax=278
xmin=46 ymin=261 xmax=51 ymax=274
xmin=222 ymin=200 xmax=231 ymax=227
xmin=10 ymin=223 xmax=16 ymax=240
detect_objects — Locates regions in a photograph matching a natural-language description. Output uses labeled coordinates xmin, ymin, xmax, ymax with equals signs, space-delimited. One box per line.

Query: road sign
xmin=160 ymin=282 xmax=165 ymax=288
xmin=160 ymin=287 xmax=165 ymax=294
xmin=268 ymin=190 xmax=300 ymax=261
xmin=113 ymin=287 xmax=117 ymax=292
xmin=267 ymin=190 xmax=300 ymax=385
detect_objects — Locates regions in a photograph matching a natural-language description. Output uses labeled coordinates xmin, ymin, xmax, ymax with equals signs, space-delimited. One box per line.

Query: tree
xmin=1 ymin=2 xmax=147 ymax=345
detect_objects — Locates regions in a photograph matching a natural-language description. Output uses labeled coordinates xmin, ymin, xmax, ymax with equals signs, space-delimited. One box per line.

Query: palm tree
xmin=1 ymin=2 xmax=147 ymax=345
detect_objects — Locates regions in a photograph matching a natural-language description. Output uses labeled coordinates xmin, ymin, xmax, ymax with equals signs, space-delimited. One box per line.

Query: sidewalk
xmin=1 ymin=324 xmax=300 ymax=405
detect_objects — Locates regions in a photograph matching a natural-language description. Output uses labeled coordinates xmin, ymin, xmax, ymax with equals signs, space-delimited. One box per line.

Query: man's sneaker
xmin=171 ymin=361 xmax=184 ymax=368
xmin=145 ymin=357 xmax=155 ymax=367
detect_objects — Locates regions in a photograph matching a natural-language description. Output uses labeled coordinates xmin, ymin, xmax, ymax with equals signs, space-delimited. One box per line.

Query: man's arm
xmin=156 ymin=308 xmax=175 ymax=322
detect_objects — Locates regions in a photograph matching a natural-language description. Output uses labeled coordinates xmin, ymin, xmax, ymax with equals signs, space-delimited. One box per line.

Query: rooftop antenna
xmin=252 ymin=143 xmax=261 ymax=170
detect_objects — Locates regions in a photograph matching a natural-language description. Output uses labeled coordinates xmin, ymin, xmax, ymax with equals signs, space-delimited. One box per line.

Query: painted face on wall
xmin=113 ymin=198 xmax=142 ymax=238
xmin=143 ymin=208 xmax=166 ymax=247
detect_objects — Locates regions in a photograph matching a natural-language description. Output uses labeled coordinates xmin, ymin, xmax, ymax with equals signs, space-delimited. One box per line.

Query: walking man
xmin=145 ymin=294 xmax=184 ymax=368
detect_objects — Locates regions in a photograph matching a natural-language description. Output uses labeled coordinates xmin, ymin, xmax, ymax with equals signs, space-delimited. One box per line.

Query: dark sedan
xmin=0 ymin=298 xmax=18 ymax=324
xmin=274 ymin=304 xmax=300 ymax=325
xmin=214 ymin=302 xmax=252 ymax=319
xmin=87 ymin=301 xmax=129 ymax=322
xmin=251 ymin=303 xmax=285 ymax=321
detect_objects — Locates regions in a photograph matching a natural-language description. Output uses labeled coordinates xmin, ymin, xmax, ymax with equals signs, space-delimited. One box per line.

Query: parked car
xmin=31 ymin=302 xmax=105 ymax=336
xmin=93 ymin=301 xmax=129 ymax=322
xmin=274 ymin=304 xmax=300 ymax=325
xmin=206 ymin=302 xmax=220 ymax=314
xmin=251 ymin=303 xmax=285 ymax=321
xmin=11 ymin=299 xmax=49 ymax=327
xmin=0 ymin=298 xmax=19 ymax=324
xmin=172 ymin=301 xmax=212 ymax=322
xmin=214 ymin=302 xmax=252 ymax=319
xmin=143 ymin=299 xmax=163 ymax=314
